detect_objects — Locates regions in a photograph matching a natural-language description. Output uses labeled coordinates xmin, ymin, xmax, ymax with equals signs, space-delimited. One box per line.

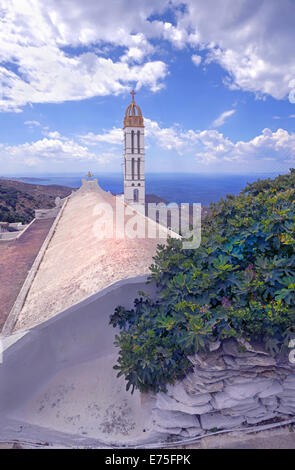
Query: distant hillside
xmin=145 ymin=194 xmax=168 ymax=204
xmin=0 ymin=179 xmax=72 ymax=223
xmin=0 ymin=179 xmax=209 ymax=224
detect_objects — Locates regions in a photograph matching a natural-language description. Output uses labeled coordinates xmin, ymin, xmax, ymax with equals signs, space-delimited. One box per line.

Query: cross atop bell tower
xmin=130 ymin=89 xmax=136 ymax=102
xmin=123 ymin=91 xmax=145 ymax=206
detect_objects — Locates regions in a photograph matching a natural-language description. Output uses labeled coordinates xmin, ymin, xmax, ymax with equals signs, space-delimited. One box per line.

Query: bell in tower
xmin=123 ymin=90 xmax=145 ymax=206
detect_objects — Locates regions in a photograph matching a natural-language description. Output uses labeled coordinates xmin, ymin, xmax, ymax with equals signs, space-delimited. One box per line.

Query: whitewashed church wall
xmin=0 ymin=275 xmax=156 ymax=414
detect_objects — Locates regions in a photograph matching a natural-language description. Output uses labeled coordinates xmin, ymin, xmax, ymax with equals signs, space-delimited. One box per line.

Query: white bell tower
xmin=123 ymin=90 xmax=145 ymax=206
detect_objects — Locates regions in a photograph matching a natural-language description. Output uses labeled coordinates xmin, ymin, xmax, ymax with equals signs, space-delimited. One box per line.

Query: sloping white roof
xmin=14 ymin=179 xmax=174 ymax=331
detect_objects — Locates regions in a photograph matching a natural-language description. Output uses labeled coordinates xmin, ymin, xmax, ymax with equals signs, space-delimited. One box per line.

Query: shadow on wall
xmin=0 ymin=275 xmax=157 ymax=414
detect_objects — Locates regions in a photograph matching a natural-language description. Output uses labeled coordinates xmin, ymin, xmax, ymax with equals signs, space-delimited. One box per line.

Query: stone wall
xmin=152 ymin=339 xmax=295 ymax=438
xmin=35 ymin=196 xmax=68 ymax=219
xmin=0 ymin=222 xmax=28 ymax=240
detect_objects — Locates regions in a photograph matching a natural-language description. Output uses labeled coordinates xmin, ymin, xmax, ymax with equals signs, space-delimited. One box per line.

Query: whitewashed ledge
xmin=152 ymin=338 xmax=295 ymax=437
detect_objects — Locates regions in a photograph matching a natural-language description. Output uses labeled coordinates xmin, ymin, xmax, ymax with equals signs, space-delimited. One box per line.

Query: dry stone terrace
xmin=151 ymin=338 xmax=295 ymax=437
xmin=0 ymin=218 xmax=55 ymax=332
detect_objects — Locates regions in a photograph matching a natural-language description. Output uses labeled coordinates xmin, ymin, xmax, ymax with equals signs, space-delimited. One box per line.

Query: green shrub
xmin=110 ymin=169 xmax=295 ymax=394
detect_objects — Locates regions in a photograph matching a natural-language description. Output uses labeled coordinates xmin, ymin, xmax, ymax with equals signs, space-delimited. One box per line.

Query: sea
xmin=3 ymin=172 xmax=279 ymax=207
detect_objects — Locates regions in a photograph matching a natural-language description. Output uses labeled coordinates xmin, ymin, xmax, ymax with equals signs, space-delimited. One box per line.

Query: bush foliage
xmin=110 ymin=170 xmax=295 ymax=393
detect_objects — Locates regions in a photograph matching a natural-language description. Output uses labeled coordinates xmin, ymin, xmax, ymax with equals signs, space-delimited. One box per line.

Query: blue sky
xmin=1 ymin=0 xmax=295 ymax=175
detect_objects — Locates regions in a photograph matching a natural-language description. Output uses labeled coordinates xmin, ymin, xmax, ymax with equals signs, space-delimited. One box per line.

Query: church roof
xmin=14 ymin=179 xmax=172 ymax=331
xmin=123 ymin=90 xmax=144 ymax=128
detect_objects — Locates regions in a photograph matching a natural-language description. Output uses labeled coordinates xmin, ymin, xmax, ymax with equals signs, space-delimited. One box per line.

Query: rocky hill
xmin=0 ymin=179 xmax=72 ymax=224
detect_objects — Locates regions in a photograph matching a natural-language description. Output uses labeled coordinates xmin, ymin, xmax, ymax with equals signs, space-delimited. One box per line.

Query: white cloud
xmin=80 ymin=128 xmax=123 ymax=146
xmin=273 ymin=115 xmax=295 ymax=120
xmin=0 ymin=48 xmax=167 ymax=111
xmin=191 ymin=54 xmax=202 ymax=67
xmin=2 ymin=137 xmax=97 ymax=163
xmin=1 ymin=0 xmax=295 ymax=111
xmin=179 ymin=0 xmax=295 ymax=99
xmin=145 ymin=118 xmax=187 ymax=152
xmin=24 ymin=157 xmax=42 ymax=167
xmin=0 ymin=128 xmax=124 ymax=169
xmin=78 ymin=117 xmax=295 ymax=169
xmin=120 ymin=47 xmax=146 ymax=64
xmin=2 ymin=116 xmax=295 ymax=172
xmin=193 ymin=127 xmax=295 ymax=165
xmin=44 ymin=131 xmax=61 ymax=139
xmin=0 ymin=1 xmax=169 ymax=111
xmin=24 ymin=120 xmax=41 ymax=127
xmin=79 ymin=119 xmax=187 ymax=153
xmin=97 ymin=151 xmax=122 ymax=164
xmin=212 ymin=109 xmax=236 ymax=127
xmin=150 ymin=21 xmax=188 ymax=49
